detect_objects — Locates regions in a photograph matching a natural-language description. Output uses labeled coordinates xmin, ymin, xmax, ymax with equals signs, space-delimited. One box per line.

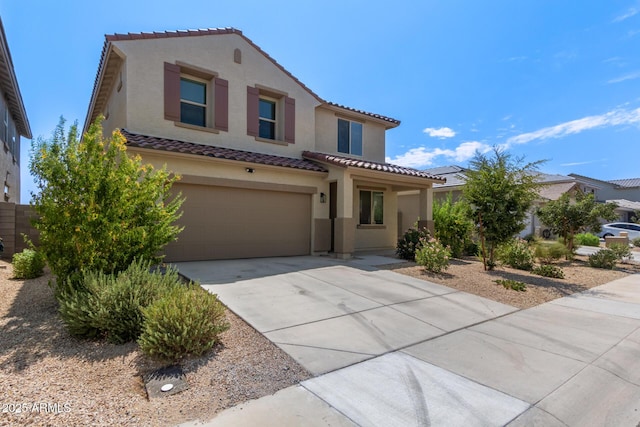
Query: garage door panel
xmin=165 ymin=184 xmax=311 ymax=261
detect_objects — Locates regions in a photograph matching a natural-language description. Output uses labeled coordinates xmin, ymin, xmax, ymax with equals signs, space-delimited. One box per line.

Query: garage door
xmin=164 ymin=183 xmax=311 ymax=262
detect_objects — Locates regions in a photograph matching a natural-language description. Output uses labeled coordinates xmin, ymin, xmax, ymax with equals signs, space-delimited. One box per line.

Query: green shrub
xmin=415 ymin=237 xmax=451 ymax=273
xmin=58 ymin=259 xmax=184 ymax=342
xmin=588 ymin=249 xmax=618 ymax=269
xmin=396 ymin=225 xmax=430 ymax=261
xmin=609 ymin=243 xmax=632 ymax=262
xmin=495 ymin=279 xmax=527 ymax=292
xmin=12 ymin=249 xmax=45 ymax=279
xmin=632 ymin=237 xmax=640 ymax=248
xmin=534 ymin=242 xmax=568 ymax=264
xmin=531 ymin=264 xmax=565 ymax=279
xmin=497 ymin=239 xmax=535 ymax=271
xmin=433 ymin=195 xmax=474 ymax=258
xmin=138 ymin=285 xmax=229 ymax=361
xmin=463 ymin=240 xmax=479 ymax=256
xmin=574 ymin=233 xmax=600 ymax=247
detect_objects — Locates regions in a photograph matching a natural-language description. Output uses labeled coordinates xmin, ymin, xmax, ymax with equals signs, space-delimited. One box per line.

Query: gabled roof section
xmin=0 ymin=17 xmax=31 ymax=138
xmin=302 ymin=151 xmax=445 ymax=181
xmin=122 ymin=130 xmax=327 ymax=173
xmin=85 ymin=27 xmax=399 ymax=131
xmin=608 ymin=178 xmax=640 ymax=188
xmin=538 ymin=181 xmax=581 ymax=201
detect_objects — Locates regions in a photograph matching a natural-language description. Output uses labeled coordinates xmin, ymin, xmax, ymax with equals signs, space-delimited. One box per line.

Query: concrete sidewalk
xmin=177 ymin=257 xmax=640 ymax=427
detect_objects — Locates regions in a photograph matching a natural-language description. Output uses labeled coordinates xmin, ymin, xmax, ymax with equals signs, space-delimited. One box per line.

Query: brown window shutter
xmin=247 ymin=86 xmax=259 ymax=137
xmin=284 ymin=96 xmax=295 ymax=144
xmin=164 ymin=62 xmax=181 ymax=121
xmin=214 ymin=78 xmax=229 ymax=131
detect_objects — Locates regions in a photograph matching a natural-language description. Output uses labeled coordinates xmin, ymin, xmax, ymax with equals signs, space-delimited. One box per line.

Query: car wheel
xmin=542 ymin=229 xmax=551 ymax=239
xmin=602 ymin=233 xmax=613 ymax=238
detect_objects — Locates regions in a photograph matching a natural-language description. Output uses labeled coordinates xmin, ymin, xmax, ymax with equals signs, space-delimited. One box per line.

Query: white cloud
xmin=613 ymin=7 xmax=639 ymax=22
xmin=423 ymin=127 xmax=456 ymax=139
xmin=506 ymin=107 xmax=640 ymax=146
xmin=608 ymin=70 xmax=640 ymax=84
xmin=560 ymin=160 xmax=596 ymax=167
xmin=386 ymin=141 xmax=491 ymax=169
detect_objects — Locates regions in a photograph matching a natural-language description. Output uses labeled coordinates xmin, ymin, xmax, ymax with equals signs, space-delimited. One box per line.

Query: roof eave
xmin=0 ymin=18 xmax=31 ymax=139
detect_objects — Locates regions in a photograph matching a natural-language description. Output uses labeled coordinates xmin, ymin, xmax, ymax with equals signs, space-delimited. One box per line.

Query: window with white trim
xmin=259 ymin=97 xmax=277 ymax=140
xmin=359 ymin=190 xmax=384 ymax=224
xmin=338 ymin=118 xmax=363 ymax=156
xmin=180 ymin=77 xmax=207 ymax=127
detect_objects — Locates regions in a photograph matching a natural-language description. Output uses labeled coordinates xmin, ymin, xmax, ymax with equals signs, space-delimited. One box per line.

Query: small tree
xmin=433 ymin=193 xmax=474 ymax=258
xmin=30 ymin=117 xmax=184 ymax=288
xmin=463 ymin=148 xmax=544 ymax=270
xmin=536 ymin=192 xmax=618 ymax=253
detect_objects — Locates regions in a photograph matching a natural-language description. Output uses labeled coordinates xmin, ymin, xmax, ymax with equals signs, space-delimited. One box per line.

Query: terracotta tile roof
xmin=121 ymin=130 xmax=328 ymax=173
xmin=85 ymin=27 xmax=399 ymax=130
xmin=302 ymin=151 xmax=445 ymax=181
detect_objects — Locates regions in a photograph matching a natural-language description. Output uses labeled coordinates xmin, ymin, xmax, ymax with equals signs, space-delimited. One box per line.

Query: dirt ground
xmin=0 ymin=261 xmax=310 ymax=427
xmin=383 ymin=253 xmax=640 ymax=309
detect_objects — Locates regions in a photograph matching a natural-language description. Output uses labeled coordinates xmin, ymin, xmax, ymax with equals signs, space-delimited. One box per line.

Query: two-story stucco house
xmin=0 ymin=17 xmax=31 ymax=203
xmin=84 ymin=28 xmax=443 ymax=262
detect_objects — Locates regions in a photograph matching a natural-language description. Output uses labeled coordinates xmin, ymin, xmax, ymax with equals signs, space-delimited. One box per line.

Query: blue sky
xmin=2 ymin=0 xmax=640 ymax=202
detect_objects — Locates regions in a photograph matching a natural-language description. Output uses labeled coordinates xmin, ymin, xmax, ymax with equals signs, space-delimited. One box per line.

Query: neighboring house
xmin=0 ymin=17 xmax=31 ymax=203
xmin=569 ymin=174 xmax=640 ymax=222
xmin=84 ymin=28 xmax=443 ymax=262
xmin=398 ymin=167 xmax=592 ymax=238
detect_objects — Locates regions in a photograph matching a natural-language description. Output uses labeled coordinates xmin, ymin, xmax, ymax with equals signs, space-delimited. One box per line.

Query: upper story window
xmin=164 ymin=62 xmax=228 ymax=132
xmin=259 ymin=98 xmax=277 ymax=139
xmin=338 ymin=118 xmax=362 ymax=156
xmin=247 ymin=86 xmax=295 ymax=144
xmin=180 ymin=77 xmax=207 ymax=127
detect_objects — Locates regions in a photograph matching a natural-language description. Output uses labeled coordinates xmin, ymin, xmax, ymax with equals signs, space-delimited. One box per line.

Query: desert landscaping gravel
xmin=0 ymin=261 xmax=309 ymax=427
xmin=1 ymin=251 xmax=638 ymax=426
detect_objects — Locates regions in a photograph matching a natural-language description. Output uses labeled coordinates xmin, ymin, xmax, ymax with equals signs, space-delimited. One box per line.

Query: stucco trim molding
xmin=179 ymin=174 xmax=317 ymax=195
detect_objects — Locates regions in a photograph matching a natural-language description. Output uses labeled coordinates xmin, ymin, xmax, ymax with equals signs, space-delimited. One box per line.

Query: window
xmin=247 ymin=86 xmax=295 ymax=143
xmin=338 ymin=118 xmax=362 ymax=156
xmin=164 ymin=62 xmax=228 ymax=132
xmin=259 ymin=98 xmax=277 ymax=139
xmin=180 ymin=77 xmax=207 ymax=127
xmin=359 ymin=190 xmax=384 ymax=225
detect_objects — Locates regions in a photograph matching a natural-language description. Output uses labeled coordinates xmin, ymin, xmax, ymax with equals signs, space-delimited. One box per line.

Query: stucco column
xmin=334 ymin=175 xmax=355 ymax=259
xmin=417 ymin=187 xmax=435 ymax=236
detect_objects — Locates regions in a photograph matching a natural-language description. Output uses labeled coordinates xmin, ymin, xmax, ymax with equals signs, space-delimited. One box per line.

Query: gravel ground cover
xmin=0 ymin=261 xmax=309 ymax=427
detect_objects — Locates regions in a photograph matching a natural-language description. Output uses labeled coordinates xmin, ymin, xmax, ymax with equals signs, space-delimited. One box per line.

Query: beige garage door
xmin=164 ymin=184 xmax=311 ymax=262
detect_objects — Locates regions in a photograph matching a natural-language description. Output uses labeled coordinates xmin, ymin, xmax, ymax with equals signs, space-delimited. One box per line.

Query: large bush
xmin=12 ymin=249 xmax=45 ymax=279
xmin=396 ymin=225 xmax=430 ymax=261
xmin=58 ymin=260 xmax=184 ymax=343
xmin=588 ymin=249 xmax=618 ymax=269
xmin=496 ymin=239 xmax=535 ymax=271
xmin=415 ymin=237 xmax=451 ymax=273
xmin=29 ymin=117 xmax=183 ymax=288
xmin=433 ymin=195 xmax=474 ymax=258
xmin=632 ymin=237 xmax=640 ymax=248
xmin=138 ymin=285 xmax=229 ymax=361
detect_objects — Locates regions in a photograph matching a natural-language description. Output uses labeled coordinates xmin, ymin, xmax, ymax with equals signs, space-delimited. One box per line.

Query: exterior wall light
xmin=320 ymin=192 xmax=326 ymax=203
xmin=245 ymin=167 xmax=255 ymax=173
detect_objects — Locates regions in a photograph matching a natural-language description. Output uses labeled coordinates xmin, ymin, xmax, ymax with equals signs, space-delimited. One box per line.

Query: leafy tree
xmin=463 ymin=148 xmax=544 ymax=270
xmin=536 ymin=192 xmax=618 ymax=253
xmin=433 ymin=193 xmax=474 ymax=258
xmin=30 ymin=117 xmax=184 ymax=288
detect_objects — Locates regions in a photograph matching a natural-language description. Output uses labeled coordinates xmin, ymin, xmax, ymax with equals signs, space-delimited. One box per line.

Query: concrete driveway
xmin=176 ymin=255 xmax=640 ymax=427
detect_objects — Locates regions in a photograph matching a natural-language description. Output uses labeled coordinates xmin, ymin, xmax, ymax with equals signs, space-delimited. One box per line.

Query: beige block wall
xmin=314 ymin=107 xmax=386 ymax=163
xmin=114 ymin=34 xmax=320 ymax=158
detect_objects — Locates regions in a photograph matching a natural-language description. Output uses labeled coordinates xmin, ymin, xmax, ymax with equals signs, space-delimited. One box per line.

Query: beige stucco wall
xmin=0 ymin=94 xmax=20 ymax=203
xmin=352 ymin=181 xmax=398 ymax=250
xmin=101 ymin=61 xmax=127 ymax=137
xmin=314 ymin=106 xmax=386 ymax=163
xmin=110 ymin=34 xmax=321 ymax=158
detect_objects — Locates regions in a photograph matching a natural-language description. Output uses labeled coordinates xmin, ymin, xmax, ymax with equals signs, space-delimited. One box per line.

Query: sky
xmin=2 ymin=0 xmax=640 ymax=202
